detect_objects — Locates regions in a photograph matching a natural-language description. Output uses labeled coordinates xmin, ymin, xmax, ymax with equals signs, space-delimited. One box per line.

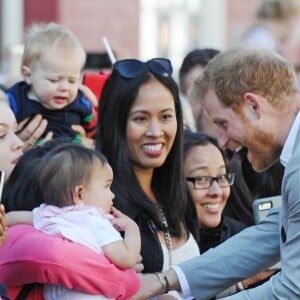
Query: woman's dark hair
xmin=3 ymin=138 xmax=72 ymax=212
xmin=37 ymin=143 xmax=108 ymax=207
xmin=183 ymin=129 xmax=228 ymax=167
xmin=183 ymin=129 xmax=255 ymax=226
xmin=179 ymin=48 xmax=220 ymax=95
xmin=97 ymin=64 xmax=188 ymax=237
xmin=240 ymin=149 xmax=284 ymax=199
xmin=224 ymin=148 xmax=284 ymax=226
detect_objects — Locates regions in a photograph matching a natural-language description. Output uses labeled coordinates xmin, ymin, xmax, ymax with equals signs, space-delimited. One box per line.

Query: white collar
xmin=280 ymin=111 xmax=300 ymax=167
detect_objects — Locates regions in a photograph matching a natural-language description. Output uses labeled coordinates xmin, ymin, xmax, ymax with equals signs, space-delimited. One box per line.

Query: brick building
xmin=0 ymin=0 xmax=299 ymax=84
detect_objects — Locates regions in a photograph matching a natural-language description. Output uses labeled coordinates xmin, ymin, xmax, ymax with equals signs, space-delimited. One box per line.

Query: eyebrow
xmin=189 ymin=165 xmax=226 ymax=174
xmin=213 ymin=118 xmax=227 ymax=124
xmin=130 ymin=107 xmax=175 ymax=114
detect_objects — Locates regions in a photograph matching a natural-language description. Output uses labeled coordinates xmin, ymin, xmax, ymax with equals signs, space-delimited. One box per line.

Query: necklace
xmin=159 ymin=208 xmax=173 ymax=267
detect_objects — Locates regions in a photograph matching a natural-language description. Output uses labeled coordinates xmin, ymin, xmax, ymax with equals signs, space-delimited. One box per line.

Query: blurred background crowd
xmin=1 ymin=0 xmax=300 ymax=87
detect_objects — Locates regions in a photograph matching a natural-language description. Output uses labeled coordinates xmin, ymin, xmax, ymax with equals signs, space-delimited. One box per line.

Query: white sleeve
xmin=172 ymin=266 xmax=194 ymax=300
xmin=90 ymin=215 xmax=122 ymax=248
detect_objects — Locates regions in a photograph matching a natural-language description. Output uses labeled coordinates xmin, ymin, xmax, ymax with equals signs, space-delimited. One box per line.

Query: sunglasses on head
xmin=113 ymin=58 xmax=173 ymax=79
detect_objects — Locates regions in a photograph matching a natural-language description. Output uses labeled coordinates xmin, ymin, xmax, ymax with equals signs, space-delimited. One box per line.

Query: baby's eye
xmin=0 ymin=127 xmax=8 ymax=139
xmin=48 ymin=78 xmax=59 ymax=83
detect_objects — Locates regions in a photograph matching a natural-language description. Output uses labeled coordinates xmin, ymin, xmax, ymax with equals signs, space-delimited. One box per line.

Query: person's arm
xmin=79 ymin=84 xmax=98 ymax=108
xmin=179 ymin=208 xmax=280 ymax=299
xmin=131 ymin=208 xmax=280 ymax=300
xmin=224 ymin=156 xmax=300 ymax=300
xmin=0 ymin=224 xmax=140 ymax=299
xmin=130 ymin=269 xmax=181 ymax=300
xmin=103 ymin=207 xmax=141 ymax=269
xmin=6 ymin=211 xmax=32 ymax=226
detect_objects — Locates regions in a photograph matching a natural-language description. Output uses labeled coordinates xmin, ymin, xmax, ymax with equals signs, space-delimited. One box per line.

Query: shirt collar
xmin=280 ymin=111 xmax=300 ymax=167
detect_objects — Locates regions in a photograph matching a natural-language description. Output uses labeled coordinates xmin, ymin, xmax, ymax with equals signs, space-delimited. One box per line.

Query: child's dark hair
xmin=179 ymin=48 xmax=220 ymax=95
xmin=3 ymin=138 xmax=71 ymax=211
xmin=183 ymin=128 xmax=228 ymax=169
xmin=37 ymin=143 xmax=108 ymax=207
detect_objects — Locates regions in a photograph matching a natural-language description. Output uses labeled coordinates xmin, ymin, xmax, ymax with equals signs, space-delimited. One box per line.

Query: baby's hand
xmin=109 ymin=207 xmax=136 ymax=232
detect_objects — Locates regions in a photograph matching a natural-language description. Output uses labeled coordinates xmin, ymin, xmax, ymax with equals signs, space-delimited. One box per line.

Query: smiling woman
xmin=182 ymin=126 xmax=277 ymax=298
xmin=97 ymin=58 xmax=200 ymax=298
xmin=183 ymin=130 xmax=246 ymax=252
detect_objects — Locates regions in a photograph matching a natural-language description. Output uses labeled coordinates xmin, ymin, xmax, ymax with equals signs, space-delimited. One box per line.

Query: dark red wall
xmin=24 ymin=0 xmax=58 ymax=28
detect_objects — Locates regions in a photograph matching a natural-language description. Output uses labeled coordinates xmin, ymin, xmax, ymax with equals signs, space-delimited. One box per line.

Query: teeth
xmin=142 ymin=144 xmax=162 ymax=152
xmin=203 ymin=203 xmax=220 ymax=209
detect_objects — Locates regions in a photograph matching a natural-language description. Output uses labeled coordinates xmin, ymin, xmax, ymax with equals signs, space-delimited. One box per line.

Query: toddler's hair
xmin=37 ymin=143 xmax=108 ymax=207
xmin=256 ymin=0 xmax=300 ymax=20
xmin=21 ymin=22 xmax=86 ymax=69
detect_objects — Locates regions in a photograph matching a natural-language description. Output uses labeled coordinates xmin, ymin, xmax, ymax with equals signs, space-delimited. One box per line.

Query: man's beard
xmin=245 ymin=125 xmax=281 ymax=173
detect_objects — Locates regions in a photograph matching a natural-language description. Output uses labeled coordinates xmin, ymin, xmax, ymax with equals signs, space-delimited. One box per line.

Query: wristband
xmin=155 ymin=272 xmax=169 ymax=293
xmin=164 ymin=275 xmax=170 ymax=293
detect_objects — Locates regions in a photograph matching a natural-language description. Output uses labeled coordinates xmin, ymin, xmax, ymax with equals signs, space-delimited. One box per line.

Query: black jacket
xmin=198 ymin=216 xmax=247 ymax=254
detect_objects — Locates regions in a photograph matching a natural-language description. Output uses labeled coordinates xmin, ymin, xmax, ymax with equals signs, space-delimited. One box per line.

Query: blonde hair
xmin=192 ymin=47 xmax=298 ymax=109
xmin=21 ymin=22 xmax=86 ymax=69
xmin=256 ymin=0 xmax=300 ymax=20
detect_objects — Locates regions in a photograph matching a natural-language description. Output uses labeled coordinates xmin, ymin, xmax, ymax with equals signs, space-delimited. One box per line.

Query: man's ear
xmin=73 ymin=185 xmax=86 ymax=205
xmin=244 ymin=92 xmax=262 ymax=119
xmin=21 ymin=66 xmax=32 ymax=84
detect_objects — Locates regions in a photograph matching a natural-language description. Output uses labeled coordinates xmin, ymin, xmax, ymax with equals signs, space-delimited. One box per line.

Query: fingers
xmin=0 ymin=211 xmax=7 ymax=246
xmin=17 ymin=114 xmax=43 ymax=140
xmin=42 ymin=131 xmax=54 ymax=143
xmin=137 ymin=254 xmax=143 ymax=263
xmin=134 ymin=262 xmax=144 ymax=273
xmin=71 ymin=125 xmax=86 ymax=137
xmin=80 ymin=137 xmax=96 ymax=149
xmin=110 ymin=215 xmax=126 ymax=230
xmin=0 ymin=205 xmax=6 ymax=226
xmin=0 ymin=230 xmax=7 ymax=246
xmin=17 ymin=114 xmax=49 ymax=150
xmin=28 ymin=119 xmax=48 ymax=141
xmin=111 ymin=207 xmax=125 ymax=217
xmin=0 ymin=204 xmax=5 ymax=217
xmin=0 ymin=215 xmax=6 ymax=229
xmin=71 ymin=125 xmax=95 ymax=149
xmin=79 ymin=84 xmax=98 ymax=107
